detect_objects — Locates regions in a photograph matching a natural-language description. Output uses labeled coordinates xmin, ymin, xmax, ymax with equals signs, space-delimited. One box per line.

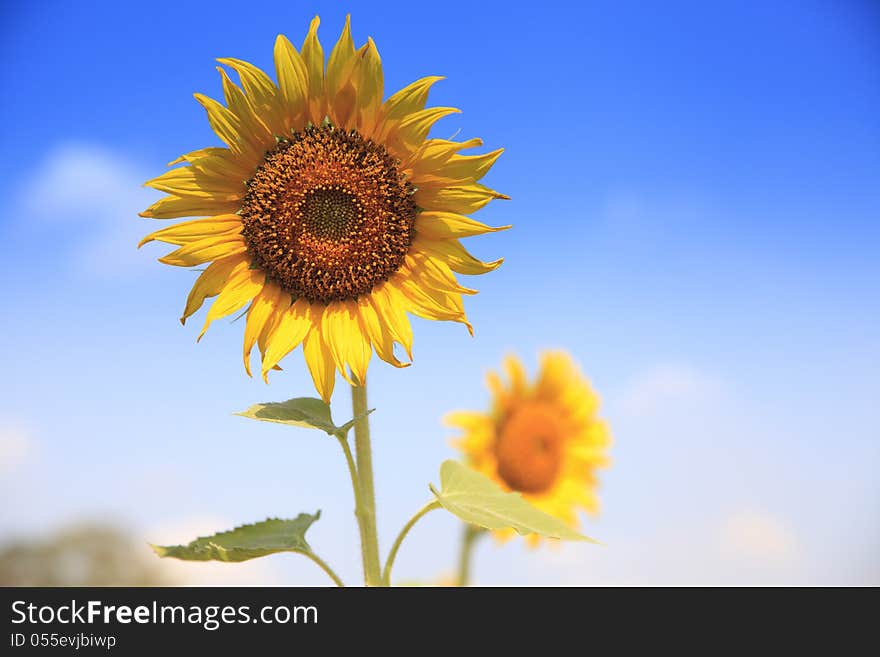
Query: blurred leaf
xmin=431 ymin=460 xmax=598 ymax=543
xmin=152 ymin=513 xmax=320 ymax=562
xmin=235 ymin=397 xmax=372 ymax=436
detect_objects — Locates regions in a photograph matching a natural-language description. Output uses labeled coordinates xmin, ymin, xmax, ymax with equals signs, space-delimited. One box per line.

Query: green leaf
xmin=151 ymin=512 xmax=320 ymax=562
xmin=431 ymin=460 xmax=599 ymax=543
xmin=235 ymin=397 xmax=372 ymax=437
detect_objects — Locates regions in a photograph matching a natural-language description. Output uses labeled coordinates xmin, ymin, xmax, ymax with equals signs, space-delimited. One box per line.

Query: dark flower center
xmin=240 ymin=125 xmax=417 ymax=303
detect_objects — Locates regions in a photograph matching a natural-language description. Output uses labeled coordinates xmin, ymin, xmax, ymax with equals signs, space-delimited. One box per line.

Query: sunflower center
xmin=495 ymin=402 xmax=565 ymax=494
xmin=239 ymin=125 xmax=417 ymax=303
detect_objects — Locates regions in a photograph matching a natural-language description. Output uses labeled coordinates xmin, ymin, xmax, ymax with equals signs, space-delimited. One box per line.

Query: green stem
xmin=301 ymin=551 xmax=345 ymax=588
xmin=382 ymin=501 xmax=440 ymax=586
xmin=455 ymin=524 xmax=486 ymax=587
xmin=351 ymin=382 xmax=382 ymax=587
xmin=337 ymin=435 xmax=370 ymax=584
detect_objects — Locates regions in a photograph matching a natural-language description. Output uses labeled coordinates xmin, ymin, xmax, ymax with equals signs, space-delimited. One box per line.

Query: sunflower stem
xmin=336 ymin=435 xmax=371 ymax=585
xmin=301 ymin=551 xmax=346 ymax=588
xmin=382 ymin=500 xmax=441 ymax=586
xmin=351 ymin=381 xmax=383 ymax=587
xmin=455 ymin=523 xmax=486 ymax=587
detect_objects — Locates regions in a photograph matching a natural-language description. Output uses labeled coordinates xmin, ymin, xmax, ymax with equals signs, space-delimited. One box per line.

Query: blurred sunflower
xmin=447 ymin=352 xmax=611 ymax=544
xmin=139 ymin=15 xmax=508 ymax=401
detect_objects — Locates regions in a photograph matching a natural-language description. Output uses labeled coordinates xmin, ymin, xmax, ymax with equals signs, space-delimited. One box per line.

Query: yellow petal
xmin=143 ymin=164 xmax=243 ymax=200
xmin=158 ymin=234 xmax=247 ymax=267
xmin=261 ymin=297 xmax=312 ymax=380
xmin=168 ymin=147 xmax=227 ymax=166
xmin=503 ymin=354 xmax=528 ymax=396
xmin=375 ymin=76 xmax=444 ymax=141
xmin=139 ymin=195 xmax=240 ymax=220
xmin=217 ymin=67 xmax=273 ymax=151
xmin=273 ymin=34 xmax=309 ymax=129
xmin=302 ymin=313 xmax=336 ymax=403
xmin=301 ymin=16 xmax=325 ymax=124
xmin=371 ymin=283 xmax=413 ymax=360
xmin=407 ymin=137 xmax=482 ymax=179
xmin=427 ymin=148 xmax=505 ymax=183
xmin=320 ymin=300 xmax=371 ymax=385
xmin=325 ymin=14 xmax=357 ymax=127
xmin=217 ymin=57 xmax=285 ymax=135
xmin=187 ymin=150 xmax=254 ymax=182
xmin=412 ymin=234 xmax=503 ymax=276
xmin=197 ymin=261 xmax=265 ymax=340
xmin=193 ymin=93 xmax=242 ymax=152
xmin=180 ymin=255 xmax=243 ymax=324
xmin=242 ymin=283 xmax=284 ymax=377
xmin=388 ymin=106 xmax=460 ymax=157
xmin=443 ymin=410 xmax=492 ymax=431
xmin=415 ymin=181 xmax=509 ymax=214
xmin=357 ymin=296 xmax=408 ymax=368
xmin=396 ymin=271 xmax=472 ymax=333
xmin=139 ymin=215 xmax=242 ymax=248
xmin=346 ymin=301 xmax=372 ymax=384
xmin=405 ymin=253 xmax=477 ymax=295
xmin=355 ymin=38 xmax=383 ymax=138
xmin=415 ymin=211 xmax=511 ymax=240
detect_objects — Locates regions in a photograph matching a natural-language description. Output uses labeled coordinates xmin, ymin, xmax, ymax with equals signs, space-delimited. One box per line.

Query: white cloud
xmin=0 ymin=420 xmax=36 ymax=475
xmin=615 ymin=363 xmax=723 ymax=418
xmin=16 ymin=143 xmax=158 ymax=277
xmin=719 ymin=508 xmax=799 ymax=562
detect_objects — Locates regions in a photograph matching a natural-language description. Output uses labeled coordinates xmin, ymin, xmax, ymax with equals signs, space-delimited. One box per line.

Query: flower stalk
xmin=351 ymin=382 xmax=382 ymax=586
xmin=455 ymin=523 xmax=486 ymax=587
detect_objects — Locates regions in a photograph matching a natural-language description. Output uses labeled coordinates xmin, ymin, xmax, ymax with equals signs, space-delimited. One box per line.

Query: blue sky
xmin=1 ymin=0 xmax=878 ymax=585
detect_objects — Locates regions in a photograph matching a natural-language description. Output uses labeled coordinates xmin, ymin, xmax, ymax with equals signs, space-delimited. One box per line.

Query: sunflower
xmin=139 ymin=16 xmax=508 ymax=401
xmin=447 ymin=352 xmax=611 ymax=543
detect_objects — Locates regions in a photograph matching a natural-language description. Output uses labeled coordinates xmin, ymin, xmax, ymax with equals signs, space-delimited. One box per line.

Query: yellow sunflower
xmin=139 ymin=15 xmax=508 ymax=401
xmin=447 ymin=352 xmax=611 ymax=544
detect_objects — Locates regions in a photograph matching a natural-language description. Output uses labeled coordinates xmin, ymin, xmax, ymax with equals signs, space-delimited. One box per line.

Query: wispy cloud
xmin=16 ymin=143 xmax=158 ymax=278
xmin=0 ymin=420 xmax=36 ymax=475
xmin=615 ymin=363 xmax=724 ymax=418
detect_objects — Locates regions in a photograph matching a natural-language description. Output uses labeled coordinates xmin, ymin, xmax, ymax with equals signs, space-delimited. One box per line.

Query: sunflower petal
xmin=320 ymin=300 xmax=371 ymax=385
xmin=197 ymin=261 xmax=265 ymax=340
xmin=407 ymin=137 xmax=483 ymax=179
xmin=301 ymin=16 xmax=325 ymax=124
xmin=193 ymin=93 xmax=243 ymax=152
xmin=430 ymin=148 xmax=505 ymax=182
xmin=302 ymin=316 xmax=336 ymax=403
xmin=242 ymin=283 xmax=284 ymax=377
xmin=412 ymin=235 xmax=503 ymax=276
xmin=356 ymin=38 xmax=383 ymax=138
xmin=416 ymin=181 xmax=509 ymax=214
xmin=371 ymin=283 xmax=414 ymax=360
xmin=158 ymin=234 xmax=247 ymax=267
xmin=217 ymin=67 xmax=273 ymax=150
xmin=273 ymin=34 xmax=309 ymax=128
xmin=326 ymin=14 xmax=357 ymax=127
xmin=416 ymin=211 xmax=511 ymax=240
xmin=168 ymin=147 xmax=228 ymax=166
xmin=139 ymin=195 xmax=240 ymax=220
xmin=261 ymin=297 xmax=311 ymax=380
xmin=217 ymin=57 xmax=285 ymax=134
xmin=503 ymin=354 xmax=529 ymax=396
xmin=376 ymin=76 xmax=444 ymax=142
xmin=180 ymin=256 xmax=243 ymax=324
xmin=139 ymin=215 xmax=242 ymax=248
xmin=397 ymin=271 xmax=472 ymax=334
xmin=389 ymin=106 xmax=460 ymax=157
xmin=143 ymin=164 xmax=243 ymax=200
xmin=405 ymin=253 xmax=477 ymax=295
xmin=357 ymin=296 xmax=408 ymax=368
